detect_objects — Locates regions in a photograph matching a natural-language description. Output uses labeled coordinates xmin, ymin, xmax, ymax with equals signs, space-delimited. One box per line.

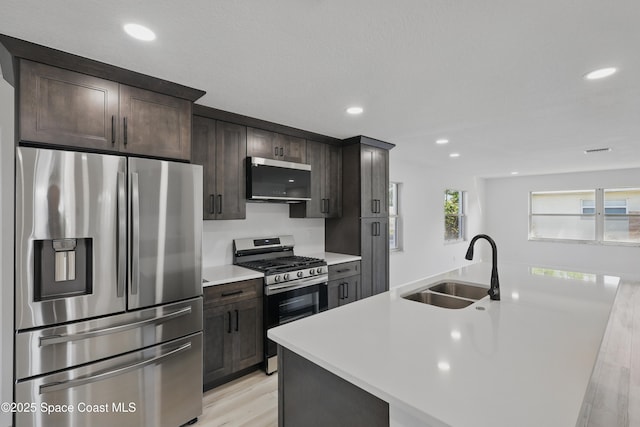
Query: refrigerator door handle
xmin=130 ymin=172 xmax=140 ymax=295
xmin=38 ymin=342 xmax=192 ymax=394
xmin=117 ymin=171 xmax=126 ymax=298
xmin=38 ymin=306 xmax=193 ymax=347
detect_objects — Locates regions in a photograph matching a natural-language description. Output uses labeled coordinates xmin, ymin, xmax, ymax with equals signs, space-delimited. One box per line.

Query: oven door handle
xmin=266 ymin=276 xmax=327 ymax=295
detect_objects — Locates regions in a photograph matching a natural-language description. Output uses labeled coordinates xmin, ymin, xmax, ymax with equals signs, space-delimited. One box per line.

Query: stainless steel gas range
xmin=233 ymin=236 xmax=328 ymax=374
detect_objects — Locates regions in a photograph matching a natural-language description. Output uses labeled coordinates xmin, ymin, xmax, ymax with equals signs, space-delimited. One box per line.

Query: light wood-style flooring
xmin=197 ymin=370 xmax=278 ymax=427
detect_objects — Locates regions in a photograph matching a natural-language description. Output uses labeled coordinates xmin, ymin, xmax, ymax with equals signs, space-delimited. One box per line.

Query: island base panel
xmin=278 ymin=346 xmax=389 ymax=427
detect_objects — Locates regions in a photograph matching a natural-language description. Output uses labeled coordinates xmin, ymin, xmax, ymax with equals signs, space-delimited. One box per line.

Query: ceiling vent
xmin=584 ymin=147 xmax=612 ymax=154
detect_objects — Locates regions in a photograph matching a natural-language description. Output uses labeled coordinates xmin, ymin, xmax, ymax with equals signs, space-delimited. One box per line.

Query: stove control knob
xmin=309 ymin=269 xmax=316 ymax=276
xmin=274 ymin=275 xmax=281 ymax=283
xmin=284 ymin=273 xmax=290 ymax=280
xmin=297 ymin=271 xmax=303 ymax=278
xmin=316 ymin=267 xmax=323 ymax=274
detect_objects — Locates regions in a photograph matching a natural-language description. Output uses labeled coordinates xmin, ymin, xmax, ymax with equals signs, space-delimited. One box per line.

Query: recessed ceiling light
xmin=511 ymin=171 xmax=519 ymax=175
xmin=584 ymin=67 xmax=617 ymax=80
xmin=436 ymin=139 xmax=449 ymax=145
xmin=346 ymin=106 xmax=363 ymax=115
xmin=124 ymin=23 xmax=156 ymax=41
xmin=449 ymin=153 xmax=460 ymax=158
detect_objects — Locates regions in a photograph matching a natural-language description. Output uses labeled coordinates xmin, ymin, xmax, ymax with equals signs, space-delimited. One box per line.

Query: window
xmin=529 ymin=188 xmax=640 ymax=244
xmin=389 ymin=182 xmax=401 ymax=250
xmin=444 ymin=189 xmax=465 ymax=242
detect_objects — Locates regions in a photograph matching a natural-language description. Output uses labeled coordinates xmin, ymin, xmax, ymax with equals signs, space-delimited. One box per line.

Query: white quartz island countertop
xmin=268 ymin=262 xmax=620 ymax=427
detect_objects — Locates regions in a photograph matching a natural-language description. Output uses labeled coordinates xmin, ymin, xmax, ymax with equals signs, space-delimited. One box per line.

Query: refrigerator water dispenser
xmin=33 ymin=238 xmax=93 ymax=301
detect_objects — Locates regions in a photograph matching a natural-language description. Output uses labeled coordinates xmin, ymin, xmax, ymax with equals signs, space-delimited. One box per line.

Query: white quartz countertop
xmin=268 ymin=262 xmax=620 ymax=427
xmin=202 ymin=264 xmax=263 ymax=287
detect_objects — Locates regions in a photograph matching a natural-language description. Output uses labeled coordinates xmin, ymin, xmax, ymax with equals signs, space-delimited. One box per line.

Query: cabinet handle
xmin=274 ymin=146 xmax=279 ymax=156
xmin=339 ymin=283 xmax=344 ymax=300
xmin=123 ymin=117 xmax=128 ymax=146
xmin=218 ymin=195 xmax=223 ymax=215
xmin=279 ymin=147 xmax=284 ymax=156
xmin=371 ymin=199 xmax=376 ymax=214
xmin=221 ymin=290 xmax=243 ymax=297
xmin=209 ymin=195 xmax=215 ymax=214
xmin=235 ymin=309 xmax=239 ymax=332
xmin=111 ymin=115 xmax=115 ymax=144
xmin=227 ymin=311 xmax=232 ymax=334
xmin=344 ymin=282 xmax=349 ymax=299
xmin=335 ymin=268 xmax=349 ymax=273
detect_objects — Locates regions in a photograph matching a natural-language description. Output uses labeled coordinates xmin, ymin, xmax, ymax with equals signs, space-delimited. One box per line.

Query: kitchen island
xmin=268 ymin=262 xmax=621 ymax=427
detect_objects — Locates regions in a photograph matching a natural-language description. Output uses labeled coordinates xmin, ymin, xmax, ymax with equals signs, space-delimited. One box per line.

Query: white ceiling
xmin=1 ymin=0 xmax=639 ymax=177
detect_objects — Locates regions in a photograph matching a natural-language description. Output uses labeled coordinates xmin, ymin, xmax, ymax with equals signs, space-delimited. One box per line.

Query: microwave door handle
xmin=130 ymin=172 xmax=140 ymax=295
xmin=116 ymin=171 xmax=126 ymax=297
xmin=38 ymin=342 xmax=192 ymax=394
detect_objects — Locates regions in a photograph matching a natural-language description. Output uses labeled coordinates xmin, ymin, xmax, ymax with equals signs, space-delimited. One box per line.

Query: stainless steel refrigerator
xmin=14 ymin=147 xmax=203 ymax=427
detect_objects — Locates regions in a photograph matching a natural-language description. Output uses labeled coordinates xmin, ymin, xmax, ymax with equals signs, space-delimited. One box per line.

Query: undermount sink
xmin=428 ymin=282 xmax=489 ymax=300
xmin=403 ymin=281 xmax=488 ymax=309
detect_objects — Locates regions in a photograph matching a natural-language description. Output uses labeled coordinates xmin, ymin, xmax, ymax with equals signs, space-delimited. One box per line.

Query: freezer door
xmin=128 ymin=158 xmax=202 ymax=309
xmin=15 ymin=147 xmax=127 ymax=330
xmin=15 ymin=333 xmax=203 ymax=427
xmin=15 ymin=297 xmax=202 ymax=380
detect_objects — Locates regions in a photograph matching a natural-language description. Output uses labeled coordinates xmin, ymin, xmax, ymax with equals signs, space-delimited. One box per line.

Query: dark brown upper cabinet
xmin=18 ymin=60 xmax=192 ymax=160
xmin=247 ymin=127 xmax=306 ymax=163
xmin=19 ymin=60 xmax=120 ymax=152
xmin=360 ymin=145 xmax=389 ymax=218
xmin=119 ymin=85 xmax=191 ymax=160
xmin=290 ymin=140 xmax=342 ymax=218
xmin=192 ymin=116 xmax=246 ymax=220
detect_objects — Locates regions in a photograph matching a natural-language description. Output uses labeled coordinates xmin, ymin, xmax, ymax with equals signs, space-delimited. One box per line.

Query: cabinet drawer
xmin=328 ymin=261 xmax=360 ymax=281
xmin=205 ymin=278 xmax=263 ymax=306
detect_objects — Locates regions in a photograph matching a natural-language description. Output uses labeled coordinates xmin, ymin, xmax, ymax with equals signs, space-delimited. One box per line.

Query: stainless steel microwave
xmin=246 ymin=157 xmax=311 ymax=202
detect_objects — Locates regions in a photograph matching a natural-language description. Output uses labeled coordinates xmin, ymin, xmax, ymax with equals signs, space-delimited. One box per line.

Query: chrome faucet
xmin=465 ymin=234 xmax=500 ymax=301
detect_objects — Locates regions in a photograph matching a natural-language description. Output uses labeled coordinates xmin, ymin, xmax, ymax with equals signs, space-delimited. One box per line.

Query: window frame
xmin=444 ymin=189 xmax=465 ymax=243
xmin=389 ymin=182 xmax=402 ymax=251
xmin=529 ymin=187 xmax=640 ymax=246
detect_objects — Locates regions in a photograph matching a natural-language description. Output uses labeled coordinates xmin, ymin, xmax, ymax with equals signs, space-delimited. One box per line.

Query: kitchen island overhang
xmin=269 ymin=262 xmax=621 ymax=427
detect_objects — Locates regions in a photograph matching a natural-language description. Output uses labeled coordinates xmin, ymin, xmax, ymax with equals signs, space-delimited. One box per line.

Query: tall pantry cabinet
xmin=325 ymin=136 xmax=394 ymax=299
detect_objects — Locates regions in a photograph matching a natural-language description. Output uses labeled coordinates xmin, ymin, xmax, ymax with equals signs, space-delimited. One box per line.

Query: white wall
xmin=202 ymin=203 xmax=325 ymax=267
xmin=485 ymin=169 xmax=640 ymax=279
xmin=389 ymin=149 xmax=486 ymax=288
xmin=0 ymin=76 xmax=14 ymax=426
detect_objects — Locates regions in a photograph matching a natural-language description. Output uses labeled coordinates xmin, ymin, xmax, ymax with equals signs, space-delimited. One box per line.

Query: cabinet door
xmin=327 ymin=279 xmax=342 ymax=310
xmin=342 ymin=275 xmax=359 ymax=305
xmin=247 ymin=127 xmax=277 ymax=159
xmin=360 ymin=218 xmax=389 ymax=299
xmin=19 ymin=60 xmax=119 ymax=151
xmin=361 ymin=146 xmax=388 ymax=217
xmin=277 ymin=134 xmax=306 ymax=163
xmin=325 ymin=143 xmax=342 ymax=218
xmin=203 ymin=303 xmax=233 ymax=385
xmin=215 ymin=121 xmax=247 ymax=219
xmin=192 ymin=116 xmax=217 ymax=220
xmin=304 ymin=140 xmax=324 ymax=217
xmin=371 ymin=217 xmax=389 ymax=296
xmin=232 ymin=298 xmax=263 ymax=371
xmin=119 ymin=85 xmax=191 ymax=160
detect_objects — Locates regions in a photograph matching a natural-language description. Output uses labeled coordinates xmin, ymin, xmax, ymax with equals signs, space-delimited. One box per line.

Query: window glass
xmin=445 ymin=190 xmax=464 ymax=241
xmin=529 ymin=188 xmax=640 ymax=244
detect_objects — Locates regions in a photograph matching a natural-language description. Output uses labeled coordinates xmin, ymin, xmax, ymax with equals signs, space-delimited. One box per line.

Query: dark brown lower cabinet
xmin=203 ymin=279 xmax=263 ymax=389
xmin=360 ymin=218 xmax=389 ymax=299
xmin=278 ymin=346 xmax=389 ymax=427
xmin=327 ymin=276 xmax=358 ymax=309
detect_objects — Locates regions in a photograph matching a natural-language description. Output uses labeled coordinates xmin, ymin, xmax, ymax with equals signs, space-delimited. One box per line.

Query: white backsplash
xmin=202 ymin=202 xmax=325 ymax=267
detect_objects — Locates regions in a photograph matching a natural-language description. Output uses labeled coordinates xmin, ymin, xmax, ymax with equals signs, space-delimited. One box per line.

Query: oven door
xmin=264 ymin=277 xmax=328 ymax=362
